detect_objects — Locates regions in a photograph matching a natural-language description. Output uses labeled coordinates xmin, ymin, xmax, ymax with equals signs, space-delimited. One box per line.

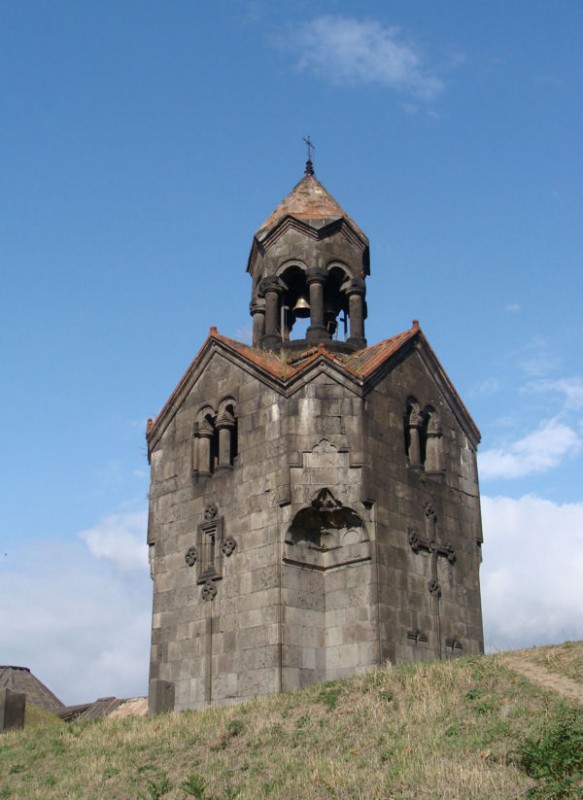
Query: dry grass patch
xmin=527 ymin=641 xmax=583 ymax=685
xmin=1 ymin=646 xmax=581 ymax=799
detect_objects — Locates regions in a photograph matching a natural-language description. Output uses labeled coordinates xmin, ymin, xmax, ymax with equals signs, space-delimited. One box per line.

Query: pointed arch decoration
xmin=283 ymin=488 xmax=371 ymax=570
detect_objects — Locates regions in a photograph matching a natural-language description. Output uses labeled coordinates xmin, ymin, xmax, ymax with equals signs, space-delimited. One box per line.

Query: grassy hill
xmin=1 ymin=642 xmax=582 ymax=799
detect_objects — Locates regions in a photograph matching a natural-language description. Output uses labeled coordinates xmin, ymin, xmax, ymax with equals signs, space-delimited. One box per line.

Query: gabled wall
xmin=147 ymin=341 xmax=483 ymax=711
xmin=362 ymin=347 xmax=483 ymax=664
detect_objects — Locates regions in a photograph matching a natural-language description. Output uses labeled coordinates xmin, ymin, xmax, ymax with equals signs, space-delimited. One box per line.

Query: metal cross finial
xmin=303 ymin=135 xmax=315 ymax=175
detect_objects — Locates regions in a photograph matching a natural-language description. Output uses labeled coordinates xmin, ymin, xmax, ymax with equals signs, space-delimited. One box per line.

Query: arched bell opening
xmin=279 ymin=265 xmax=310 ymax=341
xmin=323 ymin=267 xmax=350 ymax=341
xmin=260 ymin=261 xmax=366 ymax=353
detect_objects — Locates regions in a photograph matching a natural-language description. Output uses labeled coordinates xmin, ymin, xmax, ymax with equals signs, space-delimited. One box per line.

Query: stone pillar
xmin=425 ymin=416 xmax=442 ymax=475
xmin=0 ymin=689 xmax=26 ymax=732
xmin=306 ymin=268 xmax=329 ymax=344
xmin=148 ymin=679 xmax=175 ymax=715
xmin=345 ymin=279 xmax=366 ymax=349
xmin=407 ymin=408 xmax=423 ymax=468
xmin=261 ymin=277 xmax=282 ymax=350
xmin=196 ymin=420 xmax=214 ymax=475
xmin=216 ymin=409 xmax=235 ymax=470
xmin=250 ymin=301 xmax=265 ymax=348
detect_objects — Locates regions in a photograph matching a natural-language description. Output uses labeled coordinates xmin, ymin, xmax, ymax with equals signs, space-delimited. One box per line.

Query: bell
xmin=292 ymin=296 xmax=311 ymax=318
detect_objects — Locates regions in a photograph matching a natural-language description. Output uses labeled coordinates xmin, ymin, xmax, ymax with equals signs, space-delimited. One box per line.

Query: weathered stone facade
xmin=146 ymin=165 xmax=483 ymax=712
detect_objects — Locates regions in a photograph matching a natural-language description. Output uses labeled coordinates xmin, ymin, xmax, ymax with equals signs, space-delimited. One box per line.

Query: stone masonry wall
xmin=148 ymin=344 xmax=483 ymax=710
xmin=362 ymin=348 xmax=483 ymax=665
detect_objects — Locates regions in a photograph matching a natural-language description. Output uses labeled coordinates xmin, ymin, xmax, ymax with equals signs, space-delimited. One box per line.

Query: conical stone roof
xmin=255 ymin=172 xmax=368 ymax=244
xmin=0 ymin=665 xmax=64 ymax=713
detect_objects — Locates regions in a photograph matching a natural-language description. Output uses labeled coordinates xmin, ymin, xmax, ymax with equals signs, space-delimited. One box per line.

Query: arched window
xmin=279 ymin=264 xmax=310 ymax=341
xmin=404 ymin=400 xmax=442 ymax=475
xmin=193 ymin=400 xmax=238 ymax=475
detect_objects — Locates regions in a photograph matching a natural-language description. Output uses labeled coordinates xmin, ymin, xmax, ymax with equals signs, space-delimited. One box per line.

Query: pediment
xmin=146 ymin=324 xmax=480 ymax=455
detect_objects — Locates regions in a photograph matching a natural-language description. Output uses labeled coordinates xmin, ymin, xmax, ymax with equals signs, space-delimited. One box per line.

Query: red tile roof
xmin=343 ymin=322 xmax=420 ymax=378
xmin=147 ymin=324 xmax=420 ymax=440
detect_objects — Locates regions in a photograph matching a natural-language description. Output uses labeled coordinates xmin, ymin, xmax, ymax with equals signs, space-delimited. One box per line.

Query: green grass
xmin=0 ymin=643 xmax=581 ymax=799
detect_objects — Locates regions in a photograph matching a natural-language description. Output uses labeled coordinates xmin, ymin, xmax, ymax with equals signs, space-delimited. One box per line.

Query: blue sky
xmin=2 ymin=1 xmax=582 ymax=705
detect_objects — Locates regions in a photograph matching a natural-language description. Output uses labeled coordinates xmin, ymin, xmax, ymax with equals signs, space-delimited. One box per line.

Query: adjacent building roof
xmin=0 ymin=665 xmax=64 ymax=713
xmin=255 ymin=173 xmax=368 ymax=245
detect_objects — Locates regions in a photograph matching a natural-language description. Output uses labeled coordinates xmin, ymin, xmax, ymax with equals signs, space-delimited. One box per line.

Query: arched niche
xmin=284 ymin=488 xmax=371 ymax=570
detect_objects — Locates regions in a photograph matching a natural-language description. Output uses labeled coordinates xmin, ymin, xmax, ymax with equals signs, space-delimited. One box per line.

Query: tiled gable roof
xmin=147 ymin=323 xmax=420 ymax=440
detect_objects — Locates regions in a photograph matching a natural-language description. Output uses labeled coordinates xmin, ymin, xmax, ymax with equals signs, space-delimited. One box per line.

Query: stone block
xmin=237 ymin=667 xmax=278 ymax=698
xmin=0 ymin=689 xmax=25 ymax=732
xmin=148 ymin=679 xmax=175 ymax=715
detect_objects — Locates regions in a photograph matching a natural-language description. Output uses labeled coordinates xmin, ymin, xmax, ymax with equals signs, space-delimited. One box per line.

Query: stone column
xmin=216 ymin=409 xmax=235 ymax=470
xmin=250 ymin=301 xmax=265 ymax=348
xmin=261 ymin=277 xmax=282 ymax=350
xmin=196 ymin=419 xmax=215 ymax=475
xmin=345 ymin=279 xmax=366 ymax=349
xmin=306 ymin=267 xmax=329 ymax=345
xmin=425 ymin=416 xmax=442 ymax=475
xmin=407 ymin=408 xmax=423 ymax=468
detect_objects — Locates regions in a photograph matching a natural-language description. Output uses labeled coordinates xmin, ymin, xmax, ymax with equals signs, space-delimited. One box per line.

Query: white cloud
xmin=479 ymin=417 xmax=581 ymax=480
xmin=529 ymin=377 xmax=583 ymax=412
xmin=482 ymin=495 xmax=583 ymax=650
xmin=2 ymin=494 xmax=582 ymax=708
xmin=279 ymin=16 xmax=444 ymax=100
xmin=79 ymin=511 xmax=148 ymax=571
xmin=0 ymin=513 xmax=151 ymax=705
xmin=515 ymin=335 xmax=560 ymax=379
xmin=474 ymin=377 xmax=501 ymax=396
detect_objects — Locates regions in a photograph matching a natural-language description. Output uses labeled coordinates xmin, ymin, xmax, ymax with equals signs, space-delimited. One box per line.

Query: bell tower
xmin=146 ymin=156 xmax=484 ymax=713
xmin=247 ymin=158 xmax=369 ymax=352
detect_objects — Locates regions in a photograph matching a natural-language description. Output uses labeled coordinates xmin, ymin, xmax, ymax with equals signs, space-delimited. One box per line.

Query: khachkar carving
xmin=195 ymin=504 xmax=237 ymax=600
xmin=408 ymin=502 xmax=456 ymax=659
xmin=407 ymin=503 xmax=455 ymax=598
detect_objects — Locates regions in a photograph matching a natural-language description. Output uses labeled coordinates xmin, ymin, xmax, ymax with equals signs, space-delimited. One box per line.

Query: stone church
xmin=146 ymin=159 xmax=484 ymax=713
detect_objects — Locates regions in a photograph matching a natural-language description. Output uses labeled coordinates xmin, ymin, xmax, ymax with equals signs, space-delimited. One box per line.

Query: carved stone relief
xmin=193 ymin=504 xmax=238 ymax=599
xmin=284 ymin=488 xmax=370 ymax=570
xmin=185 ymin=546 xmax=198 ymax=567
xmin=407 ymin=629 xmax=428 ymax=645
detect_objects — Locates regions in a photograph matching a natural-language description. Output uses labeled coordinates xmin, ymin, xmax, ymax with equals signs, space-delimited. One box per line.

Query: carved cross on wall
xmin=408 ymin=502 xmax=455 ymax=598
xmin=408 ymin=502 xmax=456 ymax=660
